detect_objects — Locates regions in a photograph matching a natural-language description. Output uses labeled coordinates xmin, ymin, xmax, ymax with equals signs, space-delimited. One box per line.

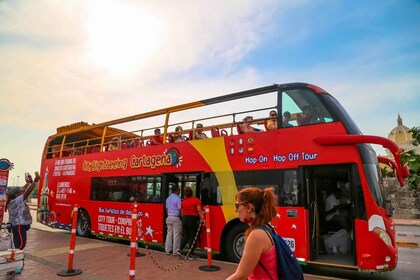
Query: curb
xmin=396 ymin=241 xmax=419 ymax=248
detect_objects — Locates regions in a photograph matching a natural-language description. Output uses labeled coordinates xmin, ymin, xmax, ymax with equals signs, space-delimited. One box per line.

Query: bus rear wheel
xmin=225 ymin=223 xmax=248 ymax=263
xmin=76 ymin=209 xmax=91 ymax=237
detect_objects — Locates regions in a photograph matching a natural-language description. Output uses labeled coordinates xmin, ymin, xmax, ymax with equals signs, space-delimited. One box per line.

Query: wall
xmin=385 ymin=178 xmax=420 ymax=219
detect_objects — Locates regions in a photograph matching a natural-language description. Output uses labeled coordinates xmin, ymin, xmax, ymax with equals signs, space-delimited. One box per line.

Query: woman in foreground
xmin=227 ymin=187 xmax=278 ymax=280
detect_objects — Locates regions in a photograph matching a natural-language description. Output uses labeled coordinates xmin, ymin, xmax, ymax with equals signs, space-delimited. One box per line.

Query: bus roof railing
xmin=50 ymin=83 xmax=316 ymax=138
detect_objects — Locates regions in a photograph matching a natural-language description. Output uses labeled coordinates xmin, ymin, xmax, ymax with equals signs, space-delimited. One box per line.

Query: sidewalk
xmin=27 ymin=200 xmax=420 ymax=249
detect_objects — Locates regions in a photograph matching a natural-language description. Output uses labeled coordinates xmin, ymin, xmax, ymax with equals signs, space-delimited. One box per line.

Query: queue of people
xmin=165 ymin=186 xmax=205 ymax=260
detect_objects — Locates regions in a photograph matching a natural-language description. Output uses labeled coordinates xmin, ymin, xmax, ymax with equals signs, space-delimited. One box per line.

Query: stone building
xmin=383 ymin=114 xmax=419 ymax=219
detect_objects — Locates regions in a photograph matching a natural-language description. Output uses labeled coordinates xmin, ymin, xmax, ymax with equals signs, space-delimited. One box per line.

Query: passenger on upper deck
xmin=193 ymin=123 xmax=208 ymax=139
xmin=266 ymin=110 xmax=278 ymax=131
xmin=282 ymin=111 xmax=294 ymax=127
xmin=150 ymin=128 xmax=163 ymax=145
xmin=240 ymin=116 xmax=262 ymax=134
xmin=173 ymin=126 xmax=185 ymax=142
xmin=297 ymin=106 xmax=325 ymax=125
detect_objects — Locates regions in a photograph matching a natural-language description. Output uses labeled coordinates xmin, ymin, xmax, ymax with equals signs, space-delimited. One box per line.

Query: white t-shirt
xmin=325 ymin=193 xmax=340 ymax=222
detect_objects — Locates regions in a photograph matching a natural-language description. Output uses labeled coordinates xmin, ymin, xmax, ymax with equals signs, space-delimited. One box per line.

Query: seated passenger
xmin=297 ymin=106 xmax=325 ymax=125
xmin=282 ymin=111 xmax=294 ymax=127
xmin=325 ymin=188 xmax=351 ymax=231
xmin=108 ymin=137 xmax=120 ymax=151
xmin=193 ymin=123 xmax=208 ymax=139
xmin=150 ymin=128 xmax=163 ymax=145
xmin=240 ymin=116 xmax=262 ymax=133
xmin=266 ymin=110 xmax=278 ymax=131
xmin=173 ymin=126 xmax=185 ymax=142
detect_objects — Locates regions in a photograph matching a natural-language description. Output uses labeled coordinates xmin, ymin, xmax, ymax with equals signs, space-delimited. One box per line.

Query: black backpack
xmin=257 ymin=225 xmax=304 ymax=280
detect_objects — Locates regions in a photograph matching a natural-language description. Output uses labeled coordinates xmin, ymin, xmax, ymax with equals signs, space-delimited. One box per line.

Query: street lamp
xmin=16 ymin=175 xmax=20 ymax=186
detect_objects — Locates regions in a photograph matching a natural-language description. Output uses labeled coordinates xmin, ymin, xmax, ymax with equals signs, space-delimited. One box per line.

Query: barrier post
xmin=199 ymin=206 xmax=221 ymax=272
xmin=57 ymin=204 xmax=83 ymax=276
xmin=128 ymin=203 xmax=139 ymax=280
xmin=127 ymin=203 xmax=146 ymax=257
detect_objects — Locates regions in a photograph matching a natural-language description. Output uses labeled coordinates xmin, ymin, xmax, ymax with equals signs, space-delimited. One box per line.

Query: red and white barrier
xmin=57 ymin=204 xmax=83 ymax=276
xmin=199 ymin=206 xmax=220 ymax=272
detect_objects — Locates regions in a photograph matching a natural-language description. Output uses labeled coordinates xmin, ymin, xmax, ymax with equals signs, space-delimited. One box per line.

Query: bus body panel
xmin=37 ymin=83 xmax=401 ymax=271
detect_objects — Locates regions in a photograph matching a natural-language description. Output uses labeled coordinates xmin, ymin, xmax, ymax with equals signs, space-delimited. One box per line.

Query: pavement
xmin=3 ymin=200 xmax=333 ymax=280
xmin=0 ymin=200 xmax=416 ymax=280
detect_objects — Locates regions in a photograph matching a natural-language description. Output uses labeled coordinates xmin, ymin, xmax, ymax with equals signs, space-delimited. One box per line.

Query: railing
xmin=45 ymin=106 xmax=281 ymax=159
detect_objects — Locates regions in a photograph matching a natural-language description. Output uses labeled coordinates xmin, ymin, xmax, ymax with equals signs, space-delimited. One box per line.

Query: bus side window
xmin=282 ymin=169 xmax=299 ymax=206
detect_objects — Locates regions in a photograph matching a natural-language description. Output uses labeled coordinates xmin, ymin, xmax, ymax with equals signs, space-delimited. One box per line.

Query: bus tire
xmin=225 ymin=223 xmax=248 ymax=263
xmin=76 ymin=209 xmax=91 ymax=237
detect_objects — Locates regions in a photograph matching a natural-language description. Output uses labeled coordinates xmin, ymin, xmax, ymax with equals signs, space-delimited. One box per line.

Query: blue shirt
xmin=166 ymin=193 xmax=181 ymax=217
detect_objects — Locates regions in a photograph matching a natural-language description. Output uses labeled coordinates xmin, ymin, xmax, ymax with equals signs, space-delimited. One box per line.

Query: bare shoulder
xmin=248 ymin=228 xmax=270 ymax=243
xmin=248 ymin=227 xmax=274 ymax=253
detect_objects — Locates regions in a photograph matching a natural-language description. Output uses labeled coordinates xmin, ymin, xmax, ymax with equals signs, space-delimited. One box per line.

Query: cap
xmin=7 ymin=187 xmax=21 ymax=196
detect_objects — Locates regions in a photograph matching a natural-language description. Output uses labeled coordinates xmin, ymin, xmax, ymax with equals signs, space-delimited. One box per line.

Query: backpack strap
xmin=258 ymin=260 xmax=274 ymax=280
xmin=257 ymin=225 xmax=276 ymax=280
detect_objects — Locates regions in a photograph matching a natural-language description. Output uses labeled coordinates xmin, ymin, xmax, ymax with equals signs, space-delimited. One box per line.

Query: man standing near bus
xmin=165 ymin=184 xmax=182 ymax=256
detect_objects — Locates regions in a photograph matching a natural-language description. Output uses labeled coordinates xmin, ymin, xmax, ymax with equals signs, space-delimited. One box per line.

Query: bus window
xmin=166 ymin=173 xmax=201 ymax=200
xmin=233 ymin=169 xmax=301 ymax=207
xmin=90 ymin=177 xmax=130 ymax=202
xmin=282 ymin=88 xmax=334 ymax=126
xmin=358 ymin=144 xmax=385 ymax=208
xmin=146 ymin=176 xmax=162 ymax=203
xmin=201 ymin=173 xmax=222 ymax=206
xmin=283 ymin=170 xmax=299 ymax=206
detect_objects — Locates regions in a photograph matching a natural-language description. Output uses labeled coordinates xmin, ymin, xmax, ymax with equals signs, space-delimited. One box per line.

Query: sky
xmin=1 ymin=0 xmax=419 ymax=186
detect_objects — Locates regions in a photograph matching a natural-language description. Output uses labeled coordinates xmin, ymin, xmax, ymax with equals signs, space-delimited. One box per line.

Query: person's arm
xmin=23 ymin=173 xmax=40 ymax=200
xmin=226 ymin=229 xmax=269 ymax=280
xmin=240 ymin=124 xmax=254 ymax=134
xmin=196 ymin=203 xmax=204 ymax=223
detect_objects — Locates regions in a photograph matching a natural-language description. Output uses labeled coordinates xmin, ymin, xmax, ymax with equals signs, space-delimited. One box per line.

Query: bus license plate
xmin=283 ymin=238 xmax=296 ymax=252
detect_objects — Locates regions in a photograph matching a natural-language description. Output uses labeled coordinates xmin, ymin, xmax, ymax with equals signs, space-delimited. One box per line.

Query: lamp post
xmin=17 ymin=175 xmax=20 ymax=186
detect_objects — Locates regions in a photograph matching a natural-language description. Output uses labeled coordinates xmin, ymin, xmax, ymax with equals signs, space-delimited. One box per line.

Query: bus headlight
xmin=373 ymin=227 xmax=392 ymax=246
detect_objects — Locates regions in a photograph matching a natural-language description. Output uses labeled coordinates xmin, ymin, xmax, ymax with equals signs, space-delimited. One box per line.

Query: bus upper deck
xmin=43 ymin=82 xmax=406 ymax=184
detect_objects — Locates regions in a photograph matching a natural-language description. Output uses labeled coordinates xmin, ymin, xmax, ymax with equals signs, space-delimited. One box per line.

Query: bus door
xmin=162 ymin=172 xmax=203 ymax=239
xmin=304 ymin=164 xmax=356 ymax=267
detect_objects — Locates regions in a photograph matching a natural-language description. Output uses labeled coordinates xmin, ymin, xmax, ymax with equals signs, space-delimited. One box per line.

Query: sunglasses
xmin=235 ymin=201 xmax=248 ymax=210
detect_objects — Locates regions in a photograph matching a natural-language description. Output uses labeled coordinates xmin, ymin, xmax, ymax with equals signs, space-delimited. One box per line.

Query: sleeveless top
xmin=249 ymin=245 xmax=278 ymax=280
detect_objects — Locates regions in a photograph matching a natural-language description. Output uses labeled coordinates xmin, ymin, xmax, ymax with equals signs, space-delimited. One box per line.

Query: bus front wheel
xmin=225 ymin=223 xmax=248 ymax=263
xmin=76 ymin=209 xmax=91 ymax=237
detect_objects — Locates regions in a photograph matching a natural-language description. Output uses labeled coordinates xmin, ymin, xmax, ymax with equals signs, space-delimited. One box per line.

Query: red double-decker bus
xmin=37 ymin=83 xmax=407 ymax=271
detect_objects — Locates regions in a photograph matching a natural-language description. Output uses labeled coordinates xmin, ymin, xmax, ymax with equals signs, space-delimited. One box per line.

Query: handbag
xmin=0 ymin=223 xmax=14 ymax=251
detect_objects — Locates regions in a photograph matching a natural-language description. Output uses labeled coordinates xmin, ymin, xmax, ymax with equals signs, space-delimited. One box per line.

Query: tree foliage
xmin=400 ymin=126 xmax=420 ymax=190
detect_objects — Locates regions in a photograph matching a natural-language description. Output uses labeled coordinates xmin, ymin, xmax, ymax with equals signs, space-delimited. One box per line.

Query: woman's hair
xmin=184 ymin=187 xmax=193 ymax=198
xmin=236 ymin=187 xmax=277 ymax=237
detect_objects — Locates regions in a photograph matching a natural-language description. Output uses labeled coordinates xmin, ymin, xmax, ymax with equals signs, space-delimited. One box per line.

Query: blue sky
xmin=0 ymin=0 xmax=419 ymax=184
